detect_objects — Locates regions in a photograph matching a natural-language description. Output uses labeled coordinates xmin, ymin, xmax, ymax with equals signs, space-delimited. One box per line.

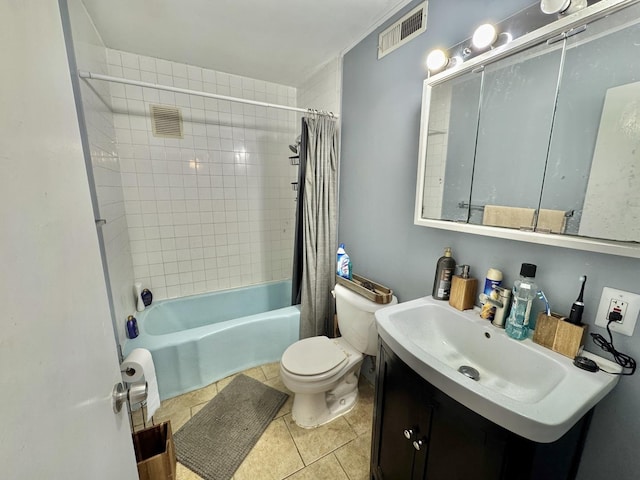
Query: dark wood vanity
xmin=370 ymin=339 xmax=593 ymax=480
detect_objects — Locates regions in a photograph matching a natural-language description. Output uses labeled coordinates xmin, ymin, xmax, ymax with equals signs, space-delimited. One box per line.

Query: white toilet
xmin=280 ymin=283 xmax=397 ymax=428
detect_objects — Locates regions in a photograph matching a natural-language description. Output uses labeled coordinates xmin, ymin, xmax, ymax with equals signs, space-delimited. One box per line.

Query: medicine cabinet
xmin=415 ymin=0 xmax=640 ymax=258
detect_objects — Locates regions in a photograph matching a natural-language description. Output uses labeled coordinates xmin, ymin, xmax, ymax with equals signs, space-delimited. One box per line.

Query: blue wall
xmin=340 ymin=1 xmax=640 ymax=479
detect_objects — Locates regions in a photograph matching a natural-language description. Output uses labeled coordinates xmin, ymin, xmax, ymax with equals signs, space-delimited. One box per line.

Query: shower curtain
xmin=292 ymin=115 xmax=338 ymax=338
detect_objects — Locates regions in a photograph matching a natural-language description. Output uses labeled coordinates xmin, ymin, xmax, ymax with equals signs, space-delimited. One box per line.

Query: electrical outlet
xmin=608 ymin=298 xmax=627 ymax=321
xmin=595 ymin=287 xmax=640 ymax=336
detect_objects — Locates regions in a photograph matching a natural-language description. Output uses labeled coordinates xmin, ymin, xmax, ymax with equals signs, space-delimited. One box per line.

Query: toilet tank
xmin=334 ymin=283 xmax=397 ymax=356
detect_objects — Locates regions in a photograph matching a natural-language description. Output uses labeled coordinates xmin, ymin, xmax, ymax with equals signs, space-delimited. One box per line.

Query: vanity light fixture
xmin=472 ymin=23 xmax=498 ymax=50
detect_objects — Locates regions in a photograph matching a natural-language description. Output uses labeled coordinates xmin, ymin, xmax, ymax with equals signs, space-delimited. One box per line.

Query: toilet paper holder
xmin=112 ymin=381 xmax=148 ymax=414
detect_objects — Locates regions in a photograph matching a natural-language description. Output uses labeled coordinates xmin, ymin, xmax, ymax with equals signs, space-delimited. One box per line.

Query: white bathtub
xmin=122 ymin=280 xmax=300 ymax=400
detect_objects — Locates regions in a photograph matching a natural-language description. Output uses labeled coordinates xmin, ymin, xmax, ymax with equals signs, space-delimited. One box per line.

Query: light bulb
xmin=540 ymin=0 xmax=571 ymax=14
xmin=426 ymin=49 xmax=448 ymax=72
xmin=472 ymin=24 xmax=498 ymax=50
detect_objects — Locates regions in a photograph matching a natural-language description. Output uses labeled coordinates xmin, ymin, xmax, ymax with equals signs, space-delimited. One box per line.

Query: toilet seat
xmin=281 ymin=336 xmax=347 ymax=377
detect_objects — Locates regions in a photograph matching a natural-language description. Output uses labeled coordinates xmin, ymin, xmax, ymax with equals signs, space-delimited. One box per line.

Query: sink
xmin=375 ymin=296 xmax=621 ymax=443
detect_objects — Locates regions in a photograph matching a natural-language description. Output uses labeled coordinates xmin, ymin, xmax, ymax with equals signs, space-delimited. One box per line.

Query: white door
xmin=0 ymin=1 xmax=139 ymax=478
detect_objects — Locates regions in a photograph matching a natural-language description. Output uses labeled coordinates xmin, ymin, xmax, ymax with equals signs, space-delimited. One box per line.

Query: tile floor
xmin=132 ymin=362 xmax=374 ymax=480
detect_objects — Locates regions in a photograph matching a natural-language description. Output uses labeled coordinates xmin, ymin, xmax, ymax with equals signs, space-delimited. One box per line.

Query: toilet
xmin=280 ymin=283 xmax=397 ymax=428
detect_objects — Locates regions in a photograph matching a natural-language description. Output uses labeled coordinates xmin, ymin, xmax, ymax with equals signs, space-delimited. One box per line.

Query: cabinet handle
xmin=403 ymin=428 xmax=416 ymax=439
xmin=413 ymin=437 xmax=428 ymax=451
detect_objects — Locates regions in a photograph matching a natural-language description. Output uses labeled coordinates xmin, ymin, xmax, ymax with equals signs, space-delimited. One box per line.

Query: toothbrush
xmin=568 ymin=275 xmax=587 ymax=325
xmin=537 ymin=290 xmax=551 ymax=316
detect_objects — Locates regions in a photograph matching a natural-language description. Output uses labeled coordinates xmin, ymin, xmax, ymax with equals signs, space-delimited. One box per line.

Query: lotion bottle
xmin=432 ymin=247 xmax=456 ymax=300
xmin=135 ymin=282 xmax=145 ymax=312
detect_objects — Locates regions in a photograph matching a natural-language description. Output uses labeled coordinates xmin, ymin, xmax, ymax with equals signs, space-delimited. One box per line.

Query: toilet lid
xmin=282 ymin=336 xmax=347 ymax=376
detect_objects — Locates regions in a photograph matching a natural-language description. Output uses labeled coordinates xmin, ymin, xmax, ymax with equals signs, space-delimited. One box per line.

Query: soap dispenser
xmin=449 ymin=265 xmax=478 ymax=311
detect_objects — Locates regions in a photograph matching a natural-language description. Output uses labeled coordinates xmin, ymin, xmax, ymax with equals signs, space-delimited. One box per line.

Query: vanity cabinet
xmin=371 ymin=340 xmax=592 ymax=480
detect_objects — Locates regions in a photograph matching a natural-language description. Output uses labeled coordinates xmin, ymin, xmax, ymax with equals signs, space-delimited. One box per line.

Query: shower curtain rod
xmin=78 ymin=70 xmax=339 ymax=118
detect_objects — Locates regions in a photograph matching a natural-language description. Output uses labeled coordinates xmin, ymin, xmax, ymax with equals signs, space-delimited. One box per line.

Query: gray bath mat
xmin=174 ymin=374 xmax=288 ymax=480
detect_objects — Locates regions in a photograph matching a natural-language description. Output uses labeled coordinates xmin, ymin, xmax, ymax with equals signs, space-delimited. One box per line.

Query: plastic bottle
xmin=135 ymin=282 xmax=145 ymax=312
xmin=505 ymin=263 xmax=538 ymax=340
xmin=479 ymin=268 xmax=503 ymax=321
xmin=126 ymin=315 xmax=139 ymax=339
xmin=141 ymin=288 xmax=153 ymax=307
xmin=432 ymin=247 xmax=456 ymax=300
xmin=336 ymin=243 xmax=352 ymax=280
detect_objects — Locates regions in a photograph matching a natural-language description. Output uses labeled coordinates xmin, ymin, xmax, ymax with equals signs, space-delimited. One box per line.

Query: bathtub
xmin=122 ymin=280 xmax=300 ymax=400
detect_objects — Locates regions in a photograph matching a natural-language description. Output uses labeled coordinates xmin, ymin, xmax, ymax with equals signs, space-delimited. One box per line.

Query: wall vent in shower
xmin=378 ymin=1 xmax=428 ymax=59
xmin=150 ymin=104 xmax=183 ymax=139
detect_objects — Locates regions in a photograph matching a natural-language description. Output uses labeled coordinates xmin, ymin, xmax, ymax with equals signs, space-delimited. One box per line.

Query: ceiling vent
xmin=378 ymin=1 xmax=428 ymax=59
xmin=150 ymin=104 xmax=183 ymax=139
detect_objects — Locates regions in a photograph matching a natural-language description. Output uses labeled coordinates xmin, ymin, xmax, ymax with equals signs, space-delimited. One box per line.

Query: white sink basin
xmin=375 ymin=296 xmax=621 ymax=443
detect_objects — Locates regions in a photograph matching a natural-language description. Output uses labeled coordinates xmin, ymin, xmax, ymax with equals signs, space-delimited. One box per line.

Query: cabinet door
xmin=422 ymin=384 xmax=508 ymax=480
xmin=373 ymin=344 xmax=432 ymax=480
xmin=468 ymin=40 xmax=564 ymax=226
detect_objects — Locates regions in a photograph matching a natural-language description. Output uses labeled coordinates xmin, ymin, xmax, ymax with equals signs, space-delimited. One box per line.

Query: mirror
xmin=421 ymin=71 xmax=481 ymax=222
xmin=541 ymin=9 xmax=640 ymax=240
xmin=469 ymin=40 xmax=563 ymax=227
xmin=415 ymin=0 xmax=640 ymax=257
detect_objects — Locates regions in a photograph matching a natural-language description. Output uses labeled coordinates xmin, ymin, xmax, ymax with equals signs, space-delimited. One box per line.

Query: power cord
xmin=590 ymin=312 xmax=636 ymax=376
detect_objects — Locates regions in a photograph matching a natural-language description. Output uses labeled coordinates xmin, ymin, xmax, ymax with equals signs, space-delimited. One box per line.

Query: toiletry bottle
xmin=141 ymin=288 xmax=153 ymax=307
xmin=135 ymin=282 xmax=145 ymax=312
xmin=432 ymin=247 xmax=456 ymax=300
xmin=336 ymin=243 xmax=352 ymax=280
xmin=505 ymin=263 xmax=538 ymax=340
xmin=479 ymin=268 xmax=503 ymax=320
xmin=449 ymin=265 xmax=478 ymax=311
xmin=126 ymin=315 xmax=139 ymax=339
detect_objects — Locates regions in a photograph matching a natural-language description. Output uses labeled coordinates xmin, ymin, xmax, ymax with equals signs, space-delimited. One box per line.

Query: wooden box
xmin=335 ymin=274 xmax=394 ymax=304
xmin=533 ymin=313 xmax=587 ymax=359
xmin=133 ymin=421 xmax=176 ymax=480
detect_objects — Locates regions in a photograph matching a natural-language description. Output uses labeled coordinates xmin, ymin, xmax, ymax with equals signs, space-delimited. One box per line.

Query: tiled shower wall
xmin=105 ymin=50 xmax=299 ymax=299
xmin=297 ymin=58 xmax=342 ymax=115
xmin=68 ymin=0 xmax=135 ymax=344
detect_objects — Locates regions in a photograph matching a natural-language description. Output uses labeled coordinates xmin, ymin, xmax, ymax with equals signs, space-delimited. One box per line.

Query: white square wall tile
xmin=139 ymin=56 xmax=157 ymax=73
xmin=174 ymin=77 xmax=188 ymax=89
xmin=121 ymin=52 xmax=140 ymax=69
xmin=216 ymin=72 xmax=230 ymax=86
xmin=149 ymin=264 xmax=165 ymax=276
xmin=187 ymin=65 xmax=202 ymax=80
xmin=156 ymin=58 xmax=172 ymax=75
xmin=122 ymin=67 xmax=141 ymax=81
xmin=107 ymin=49 xmax=122 ymax=66
xmin=172 ymin=62 xmax=188 ymax=78
xmin=202 ymin=69 xmax=216 ymax=84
